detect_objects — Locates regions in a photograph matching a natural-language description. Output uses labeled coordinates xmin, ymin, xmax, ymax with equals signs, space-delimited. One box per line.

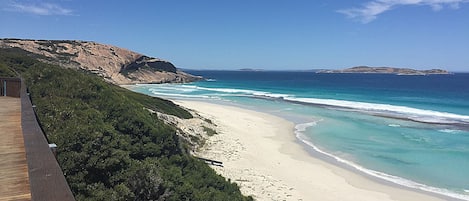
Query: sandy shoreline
xmin=175 ymin=100 xmax=446 ymax=201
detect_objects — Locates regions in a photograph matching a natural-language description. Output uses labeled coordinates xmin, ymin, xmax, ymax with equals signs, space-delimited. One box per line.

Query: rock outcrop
xmin=317 ymin=66 xmax=450 ymax=75
xmin=0 ymin=39 xmax=201 ymax=84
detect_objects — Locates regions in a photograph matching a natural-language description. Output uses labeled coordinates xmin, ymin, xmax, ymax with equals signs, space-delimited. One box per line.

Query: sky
xmin=1 ymin=0 xmax=469 ymax=71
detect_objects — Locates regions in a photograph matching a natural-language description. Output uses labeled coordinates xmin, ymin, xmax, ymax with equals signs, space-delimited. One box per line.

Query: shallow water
xmin=128 ymin=71 xmax=469 ymax=200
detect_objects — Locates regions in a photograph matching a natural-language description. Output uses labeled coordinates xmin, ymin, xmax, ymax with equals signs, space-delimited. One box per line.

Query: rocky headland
xmin=317 ymin=66 xmax=450 ymax=75
xmin=0 ymin=39 xmax=201 ymax=84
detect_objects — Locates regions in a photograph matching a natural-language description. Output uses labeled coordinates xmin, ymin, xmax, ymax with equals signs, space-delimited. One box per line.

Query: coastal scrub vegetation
xmin=0 ymin=48 xmax=252 ymax=201
xmin=203 ymin=126 xmax=217 ymax=136
xmin=0 ymin=62 xmax=17 ymax=77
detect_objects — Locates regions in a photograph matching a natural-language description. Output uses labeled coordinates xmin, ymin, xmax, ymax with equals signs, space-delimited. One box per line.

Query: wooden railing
xmin=0 ymin=77 xmax=21 ymax=97
xmin=20 ymin=79 xmax=75 ymax=201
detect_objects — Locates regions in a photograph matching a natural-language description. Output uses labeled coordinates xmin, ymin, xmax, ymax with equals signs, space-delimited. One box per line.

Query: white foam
xmin=388 ymin=124 xmax=401 ymax=127
xmin=439 ymin=129 xmax=462 ymax=134
xmin=295 ymin=125 xmax=469 ymax=200
xmin=149 ymin=91 xmax=213 ymax=99
xmin=200 ymin=86 xmax=260 ymax=94
xmin=192 ymin=86 xmax=292 ymax=99
xmin=179 ymin=85 xmax=199 ymax=89
xmin=295 ymin=121 xmax=319 ymax=132
xmin=285 ymin=97 xmax=469 ymax=125
xmin=151 ymin=86 xmax=197 ymax=93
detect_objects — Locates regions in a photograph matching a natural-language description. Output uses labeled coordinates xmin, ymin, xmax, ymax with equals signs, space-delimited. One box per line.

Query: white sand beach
xmin=176 ymin=100 xmax=445 ymax=201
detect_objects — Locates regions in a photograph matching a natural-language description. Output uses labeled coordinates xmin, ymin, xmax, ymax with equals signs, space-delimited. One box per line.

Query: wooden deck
xmin=0 ymin=78 xmax=74 ymax=200
xmin=0 ymin=97 xmax=31 ymax=201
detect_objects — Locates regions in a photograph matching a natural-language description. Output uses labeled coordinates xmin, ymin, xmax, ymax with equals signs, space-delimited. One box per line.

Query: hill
xmin=0 ymin=39 xmax=201 ymax=84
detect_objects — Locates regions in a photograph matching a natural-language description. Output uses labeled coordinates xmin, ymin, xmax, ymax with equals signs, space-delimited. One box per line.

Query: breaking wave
xmin=180 ymin=85 xmax=469 ymax=126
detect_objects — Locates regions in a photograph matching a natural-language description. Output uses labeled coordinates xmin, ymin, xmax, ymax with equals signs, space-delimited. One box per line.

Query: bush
xmin=0 ymin=48 xmax=252 ymax=201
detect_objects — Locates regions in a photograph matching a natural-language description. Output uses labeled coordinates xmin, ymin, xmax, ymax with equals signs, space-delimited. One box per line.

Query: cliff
xmin=317 ymin=66 xmax=450 ymax=75
xmin=0 ymin=39 xmax=201 ymax=84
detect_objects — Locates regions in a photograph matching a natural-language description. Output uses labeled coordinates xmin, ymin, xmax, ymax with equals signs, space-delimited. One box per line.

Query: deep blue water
xmin=128 ymin=70 xmax=469 ymax=200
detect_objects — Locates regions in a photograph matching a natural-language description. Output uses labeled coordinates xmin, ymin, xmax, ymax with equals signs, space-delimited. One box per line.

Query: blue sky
xmin=1 ymin=0 xmax=468 ymax=71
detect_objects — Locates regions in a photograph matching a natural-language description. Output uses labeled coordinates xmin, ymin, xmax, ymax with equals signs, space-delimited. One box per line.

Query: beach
xmin=176 ymin=100 xmax=445 ymax=201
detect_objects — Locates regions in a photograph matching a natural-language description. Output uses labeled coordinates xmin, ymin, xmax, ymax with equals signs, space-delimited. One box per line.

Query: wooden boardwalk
xmin=0 ymin=97 xmax=31 ymax=201
xmin=0 ymin=78 xmax=74 ymax=200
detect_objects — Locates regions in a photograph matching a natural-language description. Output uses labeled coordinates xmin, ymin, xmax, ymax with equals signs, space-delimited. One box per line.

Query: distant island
xmin=238 ymin=68 xmax=264 ymax=71
xmin=317 ymin=66 xmax=450 ymax=75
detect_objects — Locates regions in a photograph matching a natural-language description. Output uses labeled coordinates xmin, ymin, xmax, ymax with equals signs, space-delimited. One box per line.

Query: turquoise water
xmin=128 ymin=71 xmax=469 ymax=200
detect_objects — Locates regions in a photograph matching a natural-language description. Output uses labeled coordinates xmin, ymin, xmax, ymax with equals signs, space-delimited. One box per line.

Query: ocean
xmin=127 ymin=70 xmax=469 ymax=200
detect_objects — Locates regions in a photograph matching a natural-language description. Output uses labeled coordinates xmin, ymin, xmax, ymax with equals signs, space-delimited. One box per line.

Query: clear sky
xmin=1 ymin=0 xmax=468 ymax=71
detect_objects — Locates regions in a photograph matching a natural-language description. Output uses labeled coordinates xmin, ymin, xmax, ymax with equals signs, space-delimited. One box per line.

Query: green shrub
xmin=0 ymin=48 xmax=251 ymax=201
xmin=203 ymin=126 xmax=217 ymax=136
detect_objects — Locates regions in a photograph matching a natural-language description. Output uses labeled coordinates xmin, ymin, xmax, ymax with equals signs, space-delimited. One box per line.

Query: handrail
xmin=0 ymin=77 xmax=21 ymax=97
xmin=20 ymin=78 xmax=75 ymax=201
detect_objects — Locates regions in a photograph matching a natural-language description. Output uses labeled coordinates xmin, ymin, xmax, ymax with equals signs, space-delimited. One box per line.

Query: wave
xmin=177 ymin=86 xmax=469 ymax=127
xmin=150 ymin=85 xmax=199 ymax=93
xmin=183 ymin=86 xmax=292 ymax=99
xmin=284 ymin=97 xmax=469 ymax=126
xmin=149 ymin=91 xmax=215 ymax=99
xmin=295 ymin=121 xmax=320 ymax=132
xmin=439 ymin=129 xmax=463 ymax=134
xmin=294 ymin=122 xmax=469 ymax=200
xmin=148 ymin=84 xmax=469 ymax=127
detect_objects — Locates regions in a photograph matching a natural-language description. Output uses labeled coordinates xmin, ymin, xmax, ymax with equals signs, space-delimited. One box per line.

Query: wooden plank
xmin=0 ymin=97 xmax=31 ymax=201
xmin=195 ymin=157 xmax=224 ymax=167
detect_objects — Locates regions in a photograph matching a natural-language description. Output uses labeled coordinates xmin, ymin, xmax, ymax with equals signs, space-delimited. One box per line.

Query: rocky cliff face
xmin=0 ymin=39 xmax=201 ymax=84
